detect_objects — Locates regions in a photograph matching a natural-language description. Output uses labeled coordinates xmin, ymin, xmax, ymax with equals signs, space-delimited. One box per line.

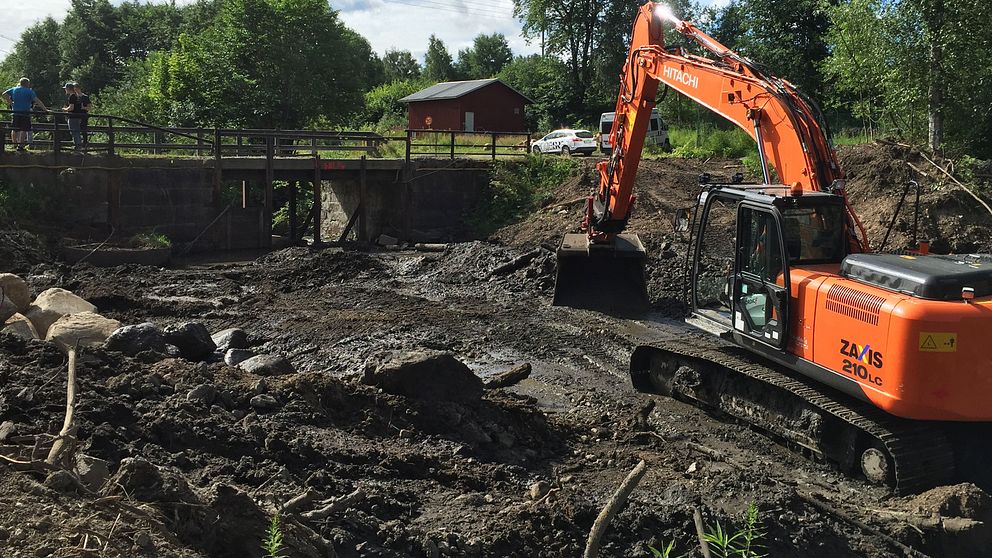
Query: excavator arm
xmin=589 ymin=2 xmax=869 ymax=249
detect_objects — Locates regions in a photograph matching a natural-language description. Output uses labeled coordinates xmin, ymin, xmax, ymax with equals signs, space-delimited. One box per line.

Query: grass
xmin=648 ymin=503 xmax=766 ymax=558
xmin=468 ymin=153 xmax=580 ymax=236
xmin=130 ymin=232 xmax=172 ymax=249
xmin=262 ymin=513 xmax=286 ymax=558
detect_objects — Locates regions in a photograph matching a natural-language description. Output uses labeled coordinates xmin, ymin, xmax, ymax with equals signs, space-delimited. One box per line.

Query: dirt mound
xmin=841 ymin=143 xmax=992 ymax=253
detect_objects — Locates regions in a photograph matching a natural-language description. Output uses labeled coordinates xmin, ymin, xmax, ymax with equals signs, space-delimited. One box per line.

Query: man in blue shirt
xmin=2 ymin=78 xmax=47 ymax=151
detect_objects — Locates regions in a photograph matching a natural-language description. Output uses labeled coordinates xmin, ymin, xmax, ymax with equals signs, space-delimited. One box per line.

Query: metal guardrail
xmin=0 ymin=110 xmax=535 ymax=163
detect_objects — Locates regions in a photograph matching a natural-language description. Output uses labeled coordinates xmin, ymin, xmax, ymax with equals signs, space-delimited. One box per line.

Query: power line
xmin=383 ymin=0 xmax=512 ymax=19
xmin=0 ymin=33 xmax=19 ymax=43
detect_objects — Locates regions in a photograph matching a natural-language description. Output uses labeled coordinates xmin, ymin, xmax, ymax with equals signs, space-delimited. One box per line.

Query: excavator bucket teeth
xmin=552 ymin=233 xmax=649 ymax=316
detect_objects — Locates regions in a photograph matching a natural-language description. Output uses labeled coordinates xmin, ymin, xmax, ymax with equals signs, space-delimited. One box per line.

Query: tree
xmin=59 ymin=0 xmax=121 ymax=94
xmin=0 ymin=18 xmax=63 ymax=105
xmin=423 ymin=35 xmax=454 ymax=82
xmin=455 ymin=33 xmax=513 ymax=79
xmin=497 ymin=55 xmax=569 ymax=130
xmin=383 ymin=49 xmax=421 ymax=82
xmin=363 ymin=78 xmax=433 ymax=128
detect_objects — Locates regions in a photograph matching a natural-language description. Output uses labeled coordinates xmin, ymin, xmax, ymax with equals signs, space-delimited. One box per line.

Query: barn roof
xmin=398 ymin=79 xmax=534 ymax=104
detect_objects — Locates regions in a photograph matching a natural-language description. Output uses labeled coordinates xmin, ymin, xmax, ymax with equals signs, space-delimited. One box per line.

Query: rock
xmin=0 ymin=273 xmax=31 ymax=312
xmin=362 ymin=350 xmax=484 ymax=402
xmin=44 ymin=470 xmax=77 ymax=492
xmin=250 ymin=394 xmax=279 ymax=411
xmin=0 ymin=295 xmax=15 ymax=324
xmin=34 ymin=545 xmax=55 ymax=557
xmin=0 ymin=420 xmax=15 ymax=442
xmin=377 ymin=234 xmax=399 ymax=247
xmin=163 ymin=322 xmax=216 ymax=361
xmin=105 ymin=322 xmax=166 ymax=356
xmin=46 ymin=312 xmax=122 ymax=350
xmin=211 ymin=328 xmax=248 ymax=351
xmin=187 ymin=384 xmax=217 ymax=405
xmin=164 ymin=344 xmax=182 ymax=358
xmin=107 ymin=458 xmax=197 ymax=503
xmin=529 ymin=480 xmax=551 ymax=500
xmin=74 ymin=454 xmax=111 ymax=491
xmin=24 ymin=288 xmax=97 ymax=338
xmin=238 ymin=354 xmax=295 ymax=376
xmin=134 ymin=531 xmax=153 ymax=550
xmin=224 ymin=348 xmax=255 ymax=366
xmin=2 ymin=313 xmax=40 ymax=340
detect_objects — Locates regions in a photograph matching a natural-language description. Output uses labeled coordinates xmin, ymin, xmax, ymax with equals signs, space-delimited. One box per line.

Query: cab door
xmin=733 ymin=204 xmax=790 ymax=349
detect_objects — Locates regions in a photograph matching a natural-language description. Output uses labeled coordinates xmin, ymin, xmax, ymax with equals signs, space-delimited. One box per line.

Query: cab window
xmin=781 ymin=205 xmax=847 ymax=264
xmin=740 ymin=207 xmax=783 ymax=283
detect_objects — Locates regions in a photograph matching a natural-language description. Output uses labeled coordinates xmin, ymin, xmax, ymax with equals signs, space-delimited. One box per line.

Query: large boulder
xmin=211 ymin=328 xmax=248 ymax=352
xmin=238 ymin=354 xmax=295 ymax=376
xmin=362 ymin=350 xmax=483 ymax=402
xmin=224 ymin=348 xmax=255 ymax=367
xmin=0 ymin=274 xmax=31 ymax=313
xmin=46 ymin=312 xmax=122 ymax=350
xmin=105 ymin=323 xmax=167 ymax=356
xmin=0 ymin=295 xmax=15 ymax=324
xmin=2 ymin=313 xmax=40 ymax=340
xmin=25 ymin=288 xmax=97 ymax=338
xmin=163 ymin=322 xmax=216 ymax=361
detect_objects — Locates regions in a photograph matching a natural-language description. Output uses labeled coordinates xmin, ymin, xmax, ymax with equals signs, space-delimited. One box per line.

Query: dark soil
xmin=2 ymin=146 xmax=991 ymax=558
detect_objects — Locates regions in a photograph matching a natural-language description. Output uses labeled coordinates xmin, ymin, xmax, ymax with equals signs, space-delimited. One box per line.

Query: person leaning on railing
xmin=2 ymin=77 xmax=48 ymax=151
xmin=62 ymin=82 xmax=85 ymax=152
xmin=73 ymin=82 xmax=91 ymax=149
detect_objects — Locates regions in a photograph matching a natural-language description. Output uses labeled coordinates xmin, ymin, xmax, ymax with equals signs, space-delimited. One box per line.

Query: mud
xmin=3 ymin=146 xmax=992 ymax=558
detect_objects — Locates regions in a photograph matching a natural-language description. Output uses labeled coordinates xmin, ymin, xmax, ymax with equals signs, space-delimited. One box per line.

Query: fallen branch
xmin=47 ymin=347 xmax=78 ymax=466
xmin=693 ymin=507 xmax=713 ymax=558
xmin=301 ymin=488 xmax=365 ymax=521
xmin=484 ymin=363 xmax=532 ymax=389
xmin=798 ymin=492 xmax=930 ymax=558
xmin=582 ymin=459 xmax=647 ymax=558
xmin=910 ymin=156 xmax=992 ymax=219
xmin=489 ymin=249 xmax=542 ymax=277
xmin=282 ymin=488 xmax=320 ymax=515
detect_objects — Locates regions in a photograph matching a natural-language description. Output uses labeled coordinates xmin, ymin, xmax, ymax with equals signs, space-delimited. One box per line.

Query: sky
xmin=0 ymin=0 xmax=730 ymax=62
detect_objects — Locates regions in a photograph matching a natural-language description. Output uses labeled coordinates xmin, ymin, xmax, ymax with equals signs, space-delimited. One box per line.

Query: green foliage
xmin=363 ymin=79 xmax=434 ymax=130
xmin=659 ymin=126 xmax=756 ymax=160
xmin=130 ymin=232 xmax=171 ymax=248
xmin=383 ymin=49 xmax=422 ymax=83
xmin=272 ymin=181 xmax=315 ymax=235
xmin=469 ymin=155 xmax=579 ymax=236
xmin=497 ymin=55 xmax=570 ymax=130
xmin=424 ymin=35 xmax=455 ymax=82
xmin=647 ymin=504 xmax=766 ymax=558
xmin=262 ymin=513 xmax=286 ymax=558
xmin=0 ymin=178 xmax=59 ymax=220
xmin=455 ymin=33 xmax=513 ymax=79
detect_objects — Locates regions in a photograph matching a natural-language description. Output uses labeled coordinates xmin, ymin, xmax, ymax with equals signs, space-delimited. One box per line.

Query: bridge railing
xmin=0 ymin=111 xmax=535 ymax=162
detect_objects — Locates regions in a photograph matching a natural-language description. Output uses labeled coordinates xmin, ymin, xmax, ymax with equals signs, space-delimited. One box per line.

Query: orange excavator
xmin=554 ymin=1 xmax=992 ymax=493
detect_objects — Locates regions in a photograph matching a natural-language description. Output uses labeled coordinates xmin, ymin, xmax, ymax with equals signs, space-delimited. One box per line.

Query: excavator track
xmin=630 ymin=338 xmax=955 ymax=494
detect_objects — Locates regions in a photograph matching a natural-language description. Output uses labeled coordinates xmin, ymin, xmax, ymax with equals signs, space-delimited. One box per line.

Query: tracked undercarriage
xmin=630 ymin=338 xmax=957 ymax=495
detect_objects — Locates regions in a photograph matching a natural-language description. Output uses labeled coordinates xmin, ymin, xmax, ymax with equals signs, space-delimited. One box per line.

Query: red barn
xmin=399 ymin=79 xmax=533 ymax=133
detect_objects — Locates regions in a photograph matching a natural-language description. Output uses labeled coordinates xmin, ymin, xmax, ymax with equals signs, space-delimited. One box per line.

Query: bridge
xmin=0 ymin=110 xmax=532 ymax=253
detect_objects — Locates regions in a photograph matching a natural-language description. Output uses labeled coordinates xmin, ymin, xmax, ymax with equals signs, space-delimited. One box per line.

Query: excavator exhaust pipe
xmin=552 ymin=233 xmax=649 ymax=316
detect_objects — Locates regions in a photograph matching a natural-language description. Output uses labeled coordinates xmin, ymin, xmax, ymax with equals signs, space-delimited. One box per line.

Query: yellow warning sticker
xmin=919 ymin=332 xmax=958 ymax=352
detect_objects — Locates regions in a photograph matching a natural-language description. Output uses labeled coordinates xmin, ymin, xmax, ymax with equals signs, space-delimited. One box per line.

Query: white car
xmin=531 ymin=129 xmax=597 ymax=156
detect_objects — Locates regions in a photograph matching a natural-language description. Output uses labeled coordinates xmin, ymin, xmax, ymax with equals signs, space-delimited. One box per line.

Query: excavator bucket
xmin=552 ymin=233 xmax=649 ymax=316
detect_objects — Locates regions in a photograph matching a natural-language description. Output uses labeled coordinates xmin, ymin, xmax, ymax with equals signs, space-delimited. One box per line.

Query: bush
xmin=469 ymin=154 xmax=579 ymax=236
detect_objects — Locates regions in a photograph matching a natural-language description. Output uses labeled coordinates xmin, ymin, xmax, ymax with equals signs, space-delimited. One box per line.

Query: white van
xmin=599 ymin=109 xmax=671 ymax=155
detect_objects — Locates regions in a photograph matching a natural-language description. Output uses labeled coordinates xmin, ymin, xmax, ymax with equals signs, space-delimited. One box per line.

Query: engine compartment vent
xmin=825 ymin=283 xmax=885 ymax=325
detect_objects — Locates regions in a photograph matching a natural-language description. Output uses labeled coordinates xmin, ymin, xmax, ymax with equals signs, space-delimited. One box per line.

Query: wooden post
xmin=405 ymin=129 xmax=412 ymax=162
xmin=0 ymin=121 xmax=6 ymax=152
xmin=359 ymin=155 xmax=368 ymax=243
xmin=197 ymin=128 xmax=204 ymax=155
xmin=107 ymin=118 xmax=115 ymax=156
xmin=213 ymin=128 xmax=223 ymax=205
xmin=491 ymin=132 xmax=497 ymax=161
xmin=313 ymin=155 xmax=322 ymax=245
xmin=450 ymin=131 xmax=455 ymax=160
xmin=264 ymin=136 xmax=275 ymax=247
xmin=289 ymin=180 xmax=298 ymax=242
xmin=236 ymin=134 xmax=243 ymax=156
xmin=53 ymin=117 xmax=61 ymax=156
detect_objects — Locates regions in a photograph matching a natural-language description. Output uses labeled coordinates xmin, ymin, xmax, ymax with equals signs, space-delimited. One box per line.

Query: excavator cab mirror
xmin=673 ymin=208 xmax=691 ymax=233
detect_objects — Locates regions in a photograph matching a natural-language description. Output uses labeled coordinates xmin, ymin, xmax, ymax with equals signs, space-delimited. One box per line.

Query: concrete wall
xmin=320 ymin=164 xmax=491 ymax=243
xmin=0 ymin=153 xmax=263 ymax=252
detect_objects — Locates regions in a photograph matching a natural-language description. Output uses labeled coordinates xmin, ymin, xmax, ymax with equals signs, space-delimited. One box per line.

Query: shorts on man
xmin=11 ymin=113 xmax=32 ymax=131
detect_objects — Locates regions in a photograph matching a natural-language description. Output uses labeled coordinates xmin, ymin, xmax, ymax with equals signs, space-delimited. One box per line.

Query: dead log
xmin=489 ymin=249 xmax=542 ymax=277
xmin=301 ymin=488 xmax=365 ymax=521
xmin=484 ymin=363 xmax=532 ymax=389
xmin=582 ymin=459 xmax=647 ymax=558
